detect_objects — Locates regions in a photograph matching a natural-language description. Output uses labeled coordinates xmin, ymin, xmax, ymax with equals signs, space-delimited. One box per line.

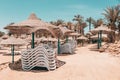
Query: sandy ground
xmin=0 ymin=45 xmax=120 ymax=80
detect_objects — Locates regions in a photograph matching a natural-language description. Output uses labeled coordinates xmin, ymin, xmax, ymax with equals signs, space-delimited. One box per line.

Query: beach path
xmin=0 ymin=45 xmax=120 ymax=80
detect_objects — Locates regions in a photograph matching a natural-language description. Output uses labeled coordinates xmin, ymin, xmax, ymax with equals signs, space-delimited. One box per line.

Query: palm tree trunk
xmin=89 ymin=19 xmax=91 ymax=31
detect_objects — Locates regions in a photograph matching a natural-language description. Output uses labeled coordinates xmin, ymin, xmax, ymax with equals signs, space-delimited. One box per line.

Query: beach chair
xmin=60 ymin=39 xmax=77 ymax=54
xmin=21 ymin=44 xmax=56 ymax=71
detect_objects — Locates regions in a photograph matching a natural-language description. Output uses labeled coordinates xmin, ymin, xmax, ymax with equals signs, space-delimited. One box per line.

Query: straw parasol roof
xmin=58 ymin=25 xmax=73 ymax=36
xmin=36 ymin=36 xmax=48 ymax=42
xmin=90 ymin=24 xmax=113 ymax=34
xmin=23 ymin=35 xmax=31 ymax=43
xmin=5 ymin=13 xmax=58 ymax=30
xmin=0 ymin=36 xmax=27 ymax=45
xmin=91 ymin=34 xmax=108 ymax=40
xmin=1 ymin=34 xmax=9 ymax=39
xmin=32 ymin=26 xmax=56 ymax=37
xmin=86 ymin=32 xmax=93 ymax=36
xmin=77 ymin=35 xmax=88 ymax=40
xmin=115 ymin=30 xmax=119 ymax=34
xmin=20 ymin=34 xmax=27 ymax=39
xmin=68 ymin=37 xmax=73 ymax=40
xmin=68 ymin=32 xmax=80 ymax=36
xmin=47 ymin=37 xmax=57 ymax=42
xmin=4 ymin=13 xmax=58 ymax=37
xmin=16 ymin=38 xmax=28 ymax=45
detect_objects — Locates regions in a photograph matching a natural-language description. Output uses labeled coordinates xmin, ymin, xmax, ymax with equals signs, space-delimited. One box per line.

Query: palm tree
xmin=103 ymin=5 xmax=120 ymax=30
xmin=50 ymin=19 xmax=64 ymax=26
xmin=81 ymin=22 xmax=87 ymax=35
xmin=92 ymin=18 xmax=104 ymax=28
xmin=56 ymin=19 xmax=64 ymax=26
xmin=86 ymin=17 xmax=94 ymax=31
xmin=66 ymin=21 xmax=73 ymax=30
xmin=50 ymin=21 xmax=56 ymax=25
xmin=117 ymin=16 xmax=120 ymax=32
xmin=103 ymin=5 xmax=120 ymax=42
xmin=73 ymin=14 xmax=85 ymax=35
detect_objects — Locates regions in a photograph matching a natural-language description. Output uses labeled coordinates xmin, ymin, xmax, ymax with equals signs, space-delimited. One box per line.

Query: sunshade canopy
xmin=0 ymin=36 xmax=27 ymax=45
xmin=77 ymin=35 xmax=88 ymax=40
xmin=4 ymin=13 xmax=58 ymax=37
xmin=58 ymin=25 xmax=73 ymax=36
xmin=90 ymin=24 xmax=113 ymax=34
xmin=68 ymin=32 xmax=80 ymax=36
xmin=91 ymin=34 xmax=108 ymax=39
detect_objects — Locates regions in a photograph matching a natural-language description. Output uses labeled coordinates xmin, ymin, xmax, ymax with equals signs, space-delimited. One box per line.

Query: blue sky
xmin=0 ymin=0 xmax=119 ymax=32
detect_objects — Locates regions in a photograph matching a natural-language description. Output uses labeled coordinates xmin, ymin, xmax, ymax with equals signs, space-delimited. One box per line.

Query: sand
xmin=0 ymin=44 xmax=120 ymax=80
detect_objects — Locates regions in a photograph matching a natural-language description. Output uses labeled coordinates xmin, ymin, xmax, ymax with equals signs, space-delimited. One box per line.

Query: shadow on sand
xmin=8 ymin=59 xmax=66 ymax=73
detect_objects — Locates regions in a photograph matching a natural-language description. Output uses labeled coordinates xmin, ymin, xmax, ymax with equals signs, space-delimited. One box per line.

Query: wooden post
xmin=97 ymin=32 xmax=100 ymax=49
xmin=12 ymin=45 xmax=14 ymax=64
xmin=31 ymin=32 xmax=35 ymax=48
xmin=57 ymin=37 xmax=60 ymax=54
xmin=66 ymin=36 xmax=68 ymax=43
xmin=99 ymin=30 xmax=102 ymax=47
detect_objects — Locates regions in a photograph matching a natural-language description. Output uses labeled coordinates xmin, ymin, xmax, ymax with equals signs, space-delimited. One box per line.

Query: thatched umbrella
xmin=5 ymin=13 xmax=58 ymax=48
xmin=77 ymin=35 xmax=88 ymax=40
xmin=0 ymin=36 xmax=27 ymax=45
xmin=77 ymin=35 xmax=88 ymax=46
xmin=57 ymin=25 xmax=73 ymax=54
xmin=67 ymin=32 xmax=80 ymax=41
xmin=1 ymin=34 xmax=9 ymax=39
xmin=91 ymin=34 xmax=108 ymax=40
xmin=47 ymin=37 xmax=57 ymax=42
xmin=5 ymin=13 xmax=58 ymax=30
xmin=0 ymin=36 xmax=27 ymax=63
xmin=86 ymin=32 xmax=93 ymax=44
xmin=86 ymin=32 xmax=92 ymax=36
xmin=58 ymin=25 xmax=73 ymax=42
xmin=90 ymin=24 xmax=113 ymax=48
xmin=36 ymin=36 xmax=48 ymax=42
xmin=90 ymin=24 xmax=112 ymax=34
xmin=68 ymin=32 xmax=80 ymax=36
xmin=58 ymin=25 xmax=73 ymax=36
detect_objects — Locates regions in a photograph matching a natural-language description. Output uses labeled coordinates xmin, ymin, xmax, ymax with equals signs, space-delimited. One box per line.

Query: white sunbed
xmin=21 ymin=44 xmax=56 ymax=71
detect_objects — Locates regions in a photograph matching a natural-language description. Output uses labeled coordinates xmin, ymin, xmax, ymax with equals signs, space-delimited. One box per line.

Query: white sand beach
xmin=0 ymin=1 xmax=119 ymax=80
xmin=0 ymin=44 xmax=120 ymax=80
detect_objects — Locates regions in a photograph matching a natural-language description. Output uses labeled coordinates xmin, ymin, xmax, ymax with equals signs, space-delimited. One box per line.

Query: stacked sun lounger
xmin=60 ymin=40 xmax=77 ymax=54
xmin=21 ymin=44 xmax=56 ymax=71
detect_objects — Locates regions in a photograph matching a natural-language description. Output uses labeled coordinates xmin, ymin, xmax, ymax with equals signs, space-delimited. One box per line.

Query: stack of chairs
xmin=60 ymin=39 xmax=77 ymax=54
xmin=21 ymin=44 xmax=56 ymax=71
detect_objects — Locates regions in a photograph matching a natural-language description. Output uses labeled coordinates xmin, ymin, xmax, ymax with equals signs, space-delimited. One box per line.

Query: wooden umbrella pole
xmin=57 ymin=30 xmax=61 ymax=54
xmin=82 ymin=40 xmax=84 ymax=46
xmin=12 ymin=44 xmax=14 ymax=64
xmin=89 ymin=17 xmax=91 ymax=31
xmin=97 ymin=32 xmax=100 ymax=49
xmin=66 ymin=35 xmax=68 ymax=43
xmin=57 ymin=37 xmax=60 ymax=54
xmin=99 ymin=30 xmax=102 ymax=47
xmin=31 ymin=32 xmax=35 ymax=48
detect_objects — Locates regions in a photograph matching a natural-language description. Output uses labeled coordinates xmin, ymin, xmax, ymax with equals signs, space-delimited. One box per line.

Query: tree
xmin=86 ymin=17 xmax=94 ymax=31
xmin=103 ymin=5 xmax=120 ymax=30
xmin=50 ymin=19 xmax=64 ymax=26
xmin=50 ymin=21 xmax=56 ymax=25
xmin=66 ymin=21 xmax=73 ymax=30
xmin=92 ymin=18 xmax=104 ymax=28
xmin=117 ymin=16 xmax=120 ymax=32
xmin=103 ymin=5 xmax=120 ymax=42
xmin=73 ymin=14 xmax=86 ymax=35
